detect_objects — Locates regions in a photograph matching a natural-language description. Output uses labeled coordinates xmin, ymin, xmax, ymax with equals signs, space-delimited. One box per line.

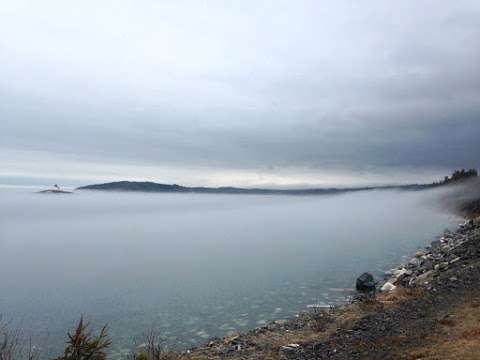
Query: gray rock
xmin=280 ymin=344 xmax=300 ymax=353
xmin=416 ymin=270 xmax=434 ymax=283
xmin=380 ymin=282 xmax=396 ymax=292
xmin=430 ymin=240 xmax=441 ymax=249
xmin=421 ymin=259 xmax=434 ymax=271
xmin=356 ymin=273 xmax=376 ymax=293
xmin=449 ymin=257 xmax=461 ymax=264
xmin=409 ymin=257 xmax=422 ymax=267
xmin=390 ymin=268 xmax=407 ymax=284
xmin=439 ymin=262 xmax=449 ymax=270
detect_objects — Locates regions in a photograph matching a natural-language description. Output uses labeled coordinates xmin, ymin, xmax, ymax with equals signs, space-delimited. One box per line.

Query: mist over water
xmin=0 ymin=188 xmax=456 ymax=357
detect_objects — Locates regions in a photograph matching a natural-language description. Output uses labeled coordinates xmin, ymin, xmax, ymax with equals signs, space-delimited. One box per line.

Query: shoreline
xmin=175 ymin=198 xmax=480 ymax=359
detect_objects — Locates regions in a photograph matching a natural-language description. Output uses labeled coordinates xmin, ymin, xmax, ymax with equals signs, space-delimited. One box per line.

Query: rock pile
xmin=381 ymin=218 xmax=480 ymax=291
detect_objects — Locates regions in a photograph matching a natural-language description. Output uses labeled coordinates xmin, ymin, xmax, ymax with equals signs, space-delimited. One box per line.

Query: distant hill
xmin=76 ymin=169 xmax=478 ymax=195
xmin=76 ymin=180 xmax=431 ymax=195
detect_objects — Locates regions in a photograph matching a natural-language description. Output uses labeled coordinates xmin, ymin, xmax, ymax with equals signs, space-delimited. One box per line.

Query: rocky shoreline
xmin=180 ymin=198 xmax=480 ymax=359
xmin=379 ymin=218 xmax=476 ymax=292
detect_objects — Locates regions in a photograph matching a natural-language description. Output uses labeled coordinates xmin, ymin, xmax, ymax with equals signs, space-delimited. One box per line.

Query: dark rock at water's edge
xmin=355 ymin=272 xmax=376 ymax=293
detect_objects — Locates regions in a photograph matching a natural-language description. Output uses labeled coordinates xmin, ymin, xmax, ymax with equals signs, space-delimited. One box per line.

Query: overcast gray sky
xmin=1 ymin=0 xmax=480 ymax=187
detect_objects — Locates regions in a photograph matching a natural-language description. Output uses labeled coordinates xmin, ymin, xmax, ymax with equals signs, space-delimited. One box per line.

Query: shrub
xmin=127 ymin=332 xmax=183 ymax=360
xmin=52 ymin=317 xmax=111 ymax=360
xmin=0 ymin=316 xmax=40 ymax=360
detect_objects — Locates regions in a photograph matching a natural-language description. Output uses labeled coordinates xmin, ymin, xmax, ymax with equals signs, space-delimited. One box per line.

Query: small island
xmin=36 ymin=184 xmax=73 ymax=194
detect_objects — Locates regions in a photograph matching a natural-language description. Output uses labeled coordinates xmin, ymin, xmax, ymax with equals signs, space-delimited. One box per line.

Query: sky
xmin=1 ymin=0 xmax=480 ymax=188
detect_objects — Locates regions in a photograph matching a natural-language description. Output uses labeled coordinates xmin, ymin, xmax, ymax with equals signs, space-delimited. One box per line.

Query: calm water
xmin=0 ymin=187 xmax=456 ymax=357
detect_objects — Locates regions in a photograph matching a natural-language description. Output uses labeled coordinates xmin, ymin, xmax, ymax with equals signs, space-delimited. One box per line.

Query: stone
xmin=356 ymin=273 xmax=376 ymax=293
xmin=439 ymin=262 xmax=449 ymax=270
xmin=415 ymin=251 xmax=426 ymax=257
xmin=431 ymin=240 xmax=441 ymax=249
xmin=380 ymin=282 xmax=396 ymax=292
xmin=393 ymin=268 xmax=407 ymax=277
xmin=421 ymin=259 xmax=434 ymax=271
xmin=306 ymin=304 xmax=331 ymax=310
xmin=445 ymin=253 xmax=457 ymax=262
xmin=409 ymin=257 xmax=421 ymax=267
xmin=280 ymin=344 xmax=300 ymax=353
xmin=416 ymin=270 xmax=434 ymax=282
xmin=449 ymin=257 xmax=461 ymax=264
xmin=384 ymin=269 xmax=394 ymax=277
xmin=390 ymin=268 xmax=407 ymax=284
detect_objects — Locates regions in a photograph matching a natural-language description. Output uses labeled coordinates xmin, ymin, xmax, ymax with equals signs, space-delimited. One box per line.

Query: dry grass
xmin=186 ymin=287 xmax=433 ymax=359
xmin=127 ymin=332 xmax=187 ymax=360
xmin=399 ymin=297 xmax=480 ymax=360
xmin=377 ymin=286 xmax=423 ymax=304
xmin=187 ymin=301 xmax=384 ymax=359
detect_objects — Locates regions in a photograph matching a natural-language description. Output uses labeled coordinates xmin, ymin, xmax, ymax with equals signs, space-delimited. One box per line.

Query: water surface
xmin=0 ymin=188 xmax=456 ymax=357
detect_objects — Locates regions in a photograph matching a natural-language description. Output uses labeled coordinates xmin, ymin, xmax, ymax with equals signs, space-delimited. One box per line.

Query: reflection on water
xmin=0 ymin=188 xmax=456 ymax=357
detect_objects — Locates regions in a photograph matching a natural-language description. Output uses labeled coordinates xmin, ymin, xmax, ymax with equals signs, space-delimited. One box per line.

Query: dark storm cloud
xmin=1 ymin=0 xmax=480 ymax=185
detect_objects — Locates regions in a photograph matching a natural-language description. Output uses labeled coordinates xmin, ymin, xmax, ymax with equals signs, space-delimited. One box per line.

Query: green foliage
xmin=52 ymin=317 xmax=111 ymax=360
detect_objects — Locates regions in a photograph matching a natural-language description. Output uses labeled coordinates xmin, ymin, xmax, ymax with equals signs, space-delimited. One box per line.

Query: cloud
xmin=1 ymin=0 xmax=480 ymax=186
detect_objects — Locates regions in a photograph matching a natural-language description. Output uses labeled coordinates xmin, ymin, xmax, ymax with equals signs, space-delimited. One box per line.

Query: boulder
xmin=356 ymin=272 xmax=376 ymax=293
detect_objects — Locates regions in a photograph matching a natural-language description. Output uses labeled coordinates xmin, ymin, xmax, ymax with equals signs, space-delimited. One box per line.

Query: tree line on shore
xmin=435 ymin=168 xmax=478 ymax=186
